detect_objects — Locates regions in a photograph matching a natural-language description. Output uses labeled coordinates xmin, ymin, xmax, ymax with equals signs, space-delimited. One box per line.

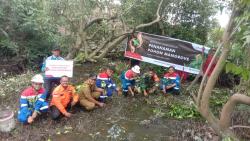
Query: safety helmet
xmin=31 ymin=74 xmax=44 ymax=83
xmin=131 ymin=65 xmax=140 ymax=74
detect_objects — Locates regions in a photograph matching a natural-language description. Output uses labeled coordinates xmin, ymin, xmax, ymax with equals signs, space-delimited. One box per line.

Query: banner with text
xmin=124 ymin=32 xmax=210 ymax=74
xmin=45 ymin=60 xmax=73 ymax=77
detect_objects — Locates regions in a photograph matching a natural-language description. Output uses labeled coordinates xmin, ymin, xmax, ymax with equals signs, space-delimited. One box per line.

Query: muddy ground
xmin=0 ymin=95 xmax=214 ymax=141
xmin=0 ymin=61 xmax=250 ymax=141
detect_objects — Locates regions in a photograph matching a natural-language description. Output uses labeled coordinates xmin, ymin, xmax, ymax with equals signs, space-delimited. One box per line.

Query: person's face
xmin=60 ymin=77 xmax=69 ymax=87
xmin=168 ymin=68 xmax=175 ymax=74
xmin=133 ymin=72 xmax=139 ymax=77
xmin=148 ymin=71 xmax=154 ymax=77
xmin=89 ymin=78 xmax=96 ymax=85
xmin=106 ymin=69 xmax=114 ymax=77
xmin=52 ymin=50 xmax=60 ymax=57
xmin=32 ymin=82 xmax=43 ymax=90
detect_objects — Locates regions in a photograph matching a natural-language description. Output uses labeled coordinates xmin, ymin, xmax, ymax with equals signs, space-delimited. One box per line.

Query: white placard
xmin=45 ymin=60 xmax=73 ymax=77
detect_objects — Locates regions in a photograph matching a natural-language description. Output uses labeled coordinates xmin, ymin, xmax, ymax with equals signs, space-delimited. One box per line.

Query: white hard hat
xmin=131 ymin=65 xmax=140 ymax=74
xmin=31 ymin=74 xmax=44 ymax=83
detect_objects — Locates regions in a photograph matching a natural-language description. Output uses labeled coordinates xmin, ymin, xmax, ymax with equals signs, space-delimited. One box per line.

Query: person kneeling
xmin=77 ymin=74 xmax=105 ymax=111
xmin=137 ymin=68 xmax=160 ymax=96
xmin=18 ymin=74 xmax=49 ymax=124
xmin=96 ymin=66 xmax=121 ymax=102
xmin=120 ymin=65 xmax=140 ymax=97
xmin=50 ymin=76 xmax=79 ymax=120
xmin=161 ymin=66 xmax=180 ymax=95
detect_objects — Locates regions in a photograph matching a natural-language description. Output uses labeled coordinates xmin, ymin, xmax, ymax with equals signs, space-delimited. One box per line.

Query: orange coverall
xmin=50 ymin=85 xmax=79 ymax=115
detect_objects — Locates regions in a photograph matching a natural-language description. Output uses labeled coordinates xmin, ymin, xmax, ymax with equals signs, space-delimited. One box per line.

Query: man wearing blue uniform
xmin=161 ymin=66 xmax=181 ymax=95
xmin=41 ymin=46 xmax=64 ymax=98
xmin=120 ymin=65 xmax=140 ymax=96
xmin=18 ymin=74 xmax=48 ymax=124
xmin=96 ymin=66 xmax=120 ymax=102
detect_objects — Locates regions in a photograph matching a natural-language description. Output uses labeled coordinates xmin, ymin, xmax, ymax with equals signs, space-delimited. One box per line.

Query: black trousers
xmin=50 ymin=104 xmax=71 ymax=120
xmin=44 ymin=77 xmax=60 ymax=99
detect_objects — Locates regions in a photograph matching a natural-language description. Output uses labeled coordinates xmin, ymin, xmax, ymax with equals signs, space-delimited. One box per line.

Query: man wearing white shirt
xmin=41 ymin=46 xmax=64 ymax=98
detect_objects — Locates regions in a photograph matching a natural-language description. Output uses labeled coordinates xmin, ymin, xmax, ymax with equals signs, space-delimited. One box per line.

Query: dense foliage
xmin=0 ymin=0 xmax=58 ymax=67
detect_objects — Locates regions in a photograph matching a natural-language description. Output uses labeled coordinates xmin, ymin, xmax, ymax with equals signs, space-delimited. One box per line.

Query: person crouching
xmin=18 ymin=74 xmax=49 ymax=124
xmin=137 ymin=68 xmax=160 ymax=96
xmin=120 ymin=65 xmax=140 ymax=96
xmin=50 ymin=76 xmax=79 ymax=120
xmin=161 ymin=66 xmax=181 ymax=95
xmin=96 ymin=66 xmax=120 ymax=102
xmin=77 ymin=74 xmax=105 ymax=111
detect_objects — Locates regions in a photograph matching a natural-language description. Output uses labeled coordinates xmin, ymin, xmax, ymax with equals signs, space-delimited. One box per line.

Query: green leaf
xmin=241 ymin=69 xmax=250 ymax=80
xmin=233 ymin=66 xmax=243 ymax=75
xmin=225 ymin=62 xmax=234 ymax=73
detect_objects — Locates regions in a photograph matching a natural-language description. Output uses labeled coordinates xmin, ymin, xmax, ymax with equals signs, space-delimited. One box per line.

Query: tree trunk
xmin=66 ymin=19 xmax=85 ymax=59
xmin=82 ymin=32 xmax=89 ymax=58
xmin=196 ymin=5 xmax=241 ymax=140
xmin=66 ymin=33 xmax=82 ymax=59
xmin=219 ymin=94 xmax=250 ymax=130
xmin=87 ymin=35 xmax=114 ymax=59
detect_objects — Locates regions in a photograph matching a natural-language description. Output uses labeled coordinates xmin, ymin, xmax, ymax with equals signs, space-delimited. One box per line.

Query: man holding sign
xmin=41 ymin=46 xmax=64 ymax=98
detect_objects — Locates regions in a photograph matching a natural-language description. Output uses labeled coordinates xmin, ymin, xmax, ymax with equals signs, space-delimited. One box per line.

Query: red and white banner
xmin=45 ymin=60 xmax=73 ymax=77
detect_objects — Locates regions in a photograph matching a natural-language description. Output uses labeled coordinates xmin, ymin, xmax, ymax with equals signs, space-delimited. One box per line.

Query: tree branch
xmin=94 ymin=34 xmax=127 ymax=59
xmin=87 ymin=35 xmax=114 ymax=58
xmin=219 ymin=94 xmax=250 ymax=130
xmin=0 ymin=28 xmax=9 ymax=38
xmin=84 ymin=15 xmax=117 ymax=30
xmin=86 ymin=27 xmax=102 ymax=40
xmin=135 ymin=0 xmax=163 ymax=29
xmin=187 ymin=47 xmax=206 ymax=91
xmin=230 ymin=125 xmax=250 ymax=130
xmin=197 ymin=44 xmax=222 ymax=105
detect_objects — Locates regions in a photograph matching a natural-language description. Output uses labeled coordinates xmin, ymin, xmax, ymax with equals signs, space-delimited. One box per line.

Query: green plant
xmin=167 ymin=103 xmax=201 ymax=119
xmin=210 ymin=93 xmax=229 ymax=107
xmin=225 ymin=62 xmax=250 ymax=81
xmin=153 ymin=107 xmax=165 ymax=118
xmin=222 ymin=136 xmax=234 ymax=141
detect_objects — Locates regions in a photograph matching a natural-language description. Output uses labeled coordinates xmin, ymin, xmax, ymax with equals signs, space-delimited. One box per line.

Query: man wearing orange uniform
xmin=50 ymin=76 xmax=79 ymax=120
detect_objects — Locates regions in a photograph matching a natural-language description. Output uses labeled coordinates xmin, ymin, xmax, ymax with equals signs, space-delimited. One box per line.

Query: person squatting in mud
xmin=161 ymin=66 xmax=181 ymax=95
xmin=77 ymin=74 xmax=105 ymax=111
xmin=50 ymin=76 xmax=79 ymax=120
xmin=95 ymin=66 xmax=121 ymax=102
xmin=18 ymin=74 xmax=49 ymax=124
xmin=135 ymin=68 xmax=160 ymax=96
xmin=120 ymin=65 xmax=141 ymax=97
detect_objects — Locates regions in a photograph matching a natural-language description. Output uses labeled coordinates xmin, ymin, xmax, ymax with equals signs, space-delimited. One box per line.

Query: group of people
xmin=17 ymin=46 xmax=181 ymax=124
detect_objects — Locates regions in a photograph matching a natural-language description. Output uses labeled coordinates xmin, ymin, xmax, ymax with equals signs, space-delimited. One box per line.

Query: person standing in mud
xmin=120 ymin=65 xmax=140 ymax=96
xmin=50 ymin=76 xmax=79 ymax=119
xmin=18 ymin=74 xmax=49 ymax=124
xmin=161 ymin=66 xmax=181 ymax=95
xmin=95 ymin=66 xmax=121 ymax=102
xmin=41 ymin=45 xmax=64 ymax=98
xmin=77 ymin=74 xmax=105 ymax=110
